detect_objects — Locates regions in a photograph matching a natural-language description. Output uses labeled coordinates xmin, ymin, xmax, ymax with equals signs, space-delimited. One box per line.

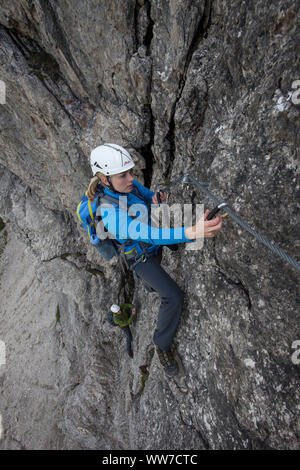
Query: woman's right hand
xmin=185 ymin=209 xmax=223 ymax=240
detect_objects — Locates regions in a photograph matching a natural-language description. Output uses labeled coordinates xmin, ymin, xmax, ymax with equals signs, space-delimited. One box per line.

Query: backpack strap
xmin=94 ymin=185 xmax=158 ymax=270
xmin=77 ymin=191 xmax=95 ymax=239
xmin=87 ymin=198 xmax=94 ymax=221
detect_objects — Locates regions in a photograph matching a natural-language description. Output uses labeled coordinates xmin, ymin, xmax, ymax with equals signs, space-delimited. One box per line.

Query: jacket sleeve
xmin=101 ymin=204 xmax=195 ymax=245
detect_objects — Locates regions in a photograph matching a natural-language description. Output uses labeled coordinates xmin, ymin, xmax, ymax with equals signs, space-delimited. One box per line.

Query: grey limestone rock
xmin=0 ymin=0 xmax=299 ymax=450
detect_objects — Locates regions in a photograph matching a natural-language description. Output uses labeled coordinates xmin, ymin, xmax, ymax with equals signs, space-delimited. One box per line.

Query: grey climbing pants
xmin=134 ymin=252 xmax=184 ymax=351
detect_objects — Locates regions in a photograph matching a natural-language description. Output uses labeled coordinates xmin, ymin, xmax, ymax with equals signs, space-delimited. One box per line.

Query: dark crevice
xmin=142 ymin=0 xmax=155 ymax=189
xmin=42 ymin=252 xmax=105 ymax=277
xmin=188 ymin=0 xmax=213 ymax=60
xmin=5 ymin=27 xmax=61 ymax=83
xmin=133 ymin=1 xmax=139 ymax=51
xmin=143 ymin=0 xmax=154 ymax=55
xmin=119 ymin=269 xmax=135 ymax=305
xmin=164 ymin=109 xmax=176 ymax=181
xmin=133 ymin=0 xmax=155 ymax=189
xmin=7 ymin=2 xmax=89 ymax=100
xmin=134 ymin=0 xmax=154 ymax=53
xmin=38 ymin=0 xmax=90 ymax=99
xmin=215 ymin=266 xmax=252 ymax=310
xmin=165 ymin=386 xmax=210 ymax=449
xmin=5 ymin=27 xmax=31 ymax=58
xmin=140 ymin=146 xmax=154 ymax=189
xmin=181 ymin=0 xmax=212 ymax=95
xmin=139 ymin=109 xmax=155 ymax=189
xmin=164 ymin=0 xmax=213 ymax=182
xmin=0 ymin=217 xmax=5 ymax=232
xmin=38 ymin=76 xmax=78 ymax=123
xmin=212 ymin=235 xmax=252 ymax=310
xmin=235 ymin=280 xmax=252 ymax=310
xmin=2 ymin=25 xmax=93 ymax=130
xmin=131 ymin=346 xmax=154 ymax=402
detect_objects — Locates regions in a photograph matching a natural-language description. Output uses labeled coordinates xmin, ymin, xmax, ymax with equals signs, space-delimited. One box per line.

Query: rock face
xmin=0 ymin=0 xmax=299 ymax=450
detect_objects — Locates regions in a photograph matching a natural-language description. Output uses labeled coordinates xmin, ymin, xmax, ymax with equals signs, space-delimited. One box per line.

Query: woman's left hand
xmin=152 ymin=191 xmax=167 ymax=204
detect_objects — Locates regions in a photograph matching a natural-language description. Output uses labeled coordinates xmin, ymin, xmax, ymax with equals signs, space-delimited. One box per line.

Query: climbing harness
xmin=159 ymin=173 xmax=300 ymax=273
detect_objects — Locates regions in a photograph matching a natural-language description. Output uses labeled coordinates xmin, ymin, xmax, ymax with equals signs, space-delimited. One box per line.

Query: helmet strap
xmin=102 ymin=175 xmax=126 ymax=195
xmin=97 ymin=174 xmax=115 ymax=193
xmin=106 ymin=176 xmax=119 ymax=194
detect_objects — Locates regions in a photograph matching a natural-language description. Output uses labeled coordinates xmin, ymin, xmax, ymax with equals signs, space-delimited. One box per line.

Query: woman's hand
xmin=152 ymin=191 xmax=167 ymax=204
xmin=185 ymin=209 xmax=223 ymax=240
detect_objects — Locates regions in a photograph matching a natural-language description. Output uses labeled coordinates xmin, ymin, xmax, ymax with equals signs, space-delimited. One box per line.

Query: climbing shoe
xmin=155 ymin=345 xmax=178 ymax=377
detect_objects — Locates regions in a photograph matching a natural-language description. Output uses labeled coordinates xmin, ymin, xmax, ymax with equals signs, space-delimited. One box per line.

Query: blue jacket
xmin=77 ymin=179 xmax=193 ymax=257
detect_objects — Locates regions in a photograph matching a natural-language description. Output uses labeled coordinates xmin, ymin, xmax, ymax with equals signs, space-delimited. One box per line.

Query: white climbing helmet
xmin=90 ymin=143 xmax=135 ymax=176
xmin=110 ymin=304 xmax=121 ymax=313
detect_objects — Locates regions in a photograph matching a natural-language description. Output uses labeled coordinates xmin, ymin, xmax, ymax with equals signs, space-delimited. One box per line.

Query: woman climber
xmin=82 ymin=143 xmax=223 ymax=376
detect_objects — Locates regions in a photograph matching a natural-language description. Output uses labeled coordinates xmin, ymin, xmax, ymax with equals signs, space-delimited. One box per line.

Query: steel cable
xmin=161 ymin=174 xmax=300 ymax=273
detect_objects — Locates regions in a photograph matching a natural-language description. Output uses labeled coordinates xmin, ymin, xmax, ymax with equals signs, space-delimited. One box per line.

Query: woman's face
xmin=101 ymin=169 xmax=134 ymax=193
